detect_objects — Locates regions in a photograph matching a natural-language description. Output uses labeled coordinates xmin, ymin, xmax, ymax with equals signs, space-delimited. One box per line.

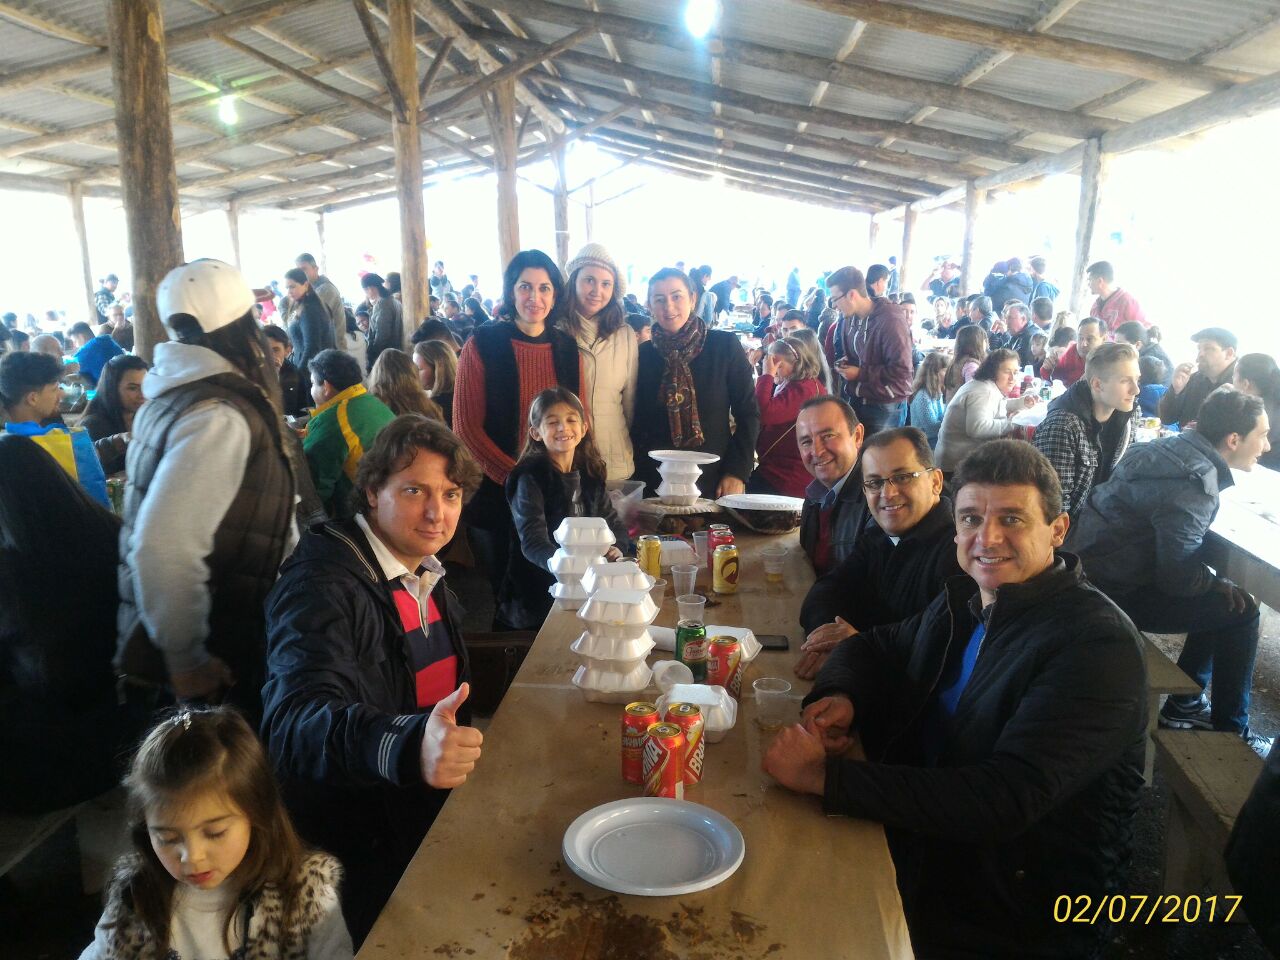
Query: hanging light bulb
xmin=218 ymin=93 xmax=238 ymax=125
xmin=684 ymin=0 xmax=718 ymax=39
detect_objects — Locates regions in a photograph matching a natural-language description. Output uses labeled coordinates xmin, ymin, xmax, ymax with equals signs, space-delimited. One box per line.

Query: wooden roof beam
xmin=557 ymin=77 xmax=977 ymax=183
xmin=0 ymin=2 xmax=100 ymax=46
xmin=553 ymin=100 xmax=937 ymax=198
xmin=422 ymin=25 xmax=591 ymax=121
xmin=412 ymin=0 xmax=565 ymax=134
xmin=467 ymin=26 xmax=1041 ymax=164
xmin=0 ymin=0 xmax=309 ymax=93
xmin=461 ymin=0 xmax=1116 ymax=139
xmin=352 ymin=0 xmax=412 ymax=121
xmin=584 ymin=126 xmax=917 ymax=206
xmin=216 ymin=35 xmax=396 ymax=122
xmin=794 ymin=0 xmax=1255 ymax=93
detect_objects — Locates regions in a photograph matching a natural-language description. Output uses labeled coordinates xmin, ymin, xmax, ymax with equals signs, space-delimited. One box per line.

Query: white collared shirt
xmin=355 ymin=514 xmax=446 ymax=623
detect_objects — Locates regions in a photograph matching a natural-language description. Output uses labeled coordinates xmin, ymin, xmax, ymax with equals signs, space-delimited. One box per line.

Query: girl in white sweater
xmin=935 ymin=348 xmax=1037 ymax=473
xmin=80 ymin=708 xmax=351 ymax=960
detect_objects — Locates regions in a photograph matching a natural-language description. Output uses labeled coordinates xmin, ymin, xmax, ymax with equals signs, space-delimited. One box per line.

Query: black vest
xmin=470 ymin=322 xmax=581 ymax=460
xmin=116 ymin=371 xmax=296 ymax=714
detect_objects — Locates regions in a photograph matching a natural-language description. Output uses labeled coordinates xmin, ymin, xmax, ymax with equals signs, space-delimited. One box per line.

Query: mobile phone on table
xmin=756 ymin=634 xmax=789 ymax=651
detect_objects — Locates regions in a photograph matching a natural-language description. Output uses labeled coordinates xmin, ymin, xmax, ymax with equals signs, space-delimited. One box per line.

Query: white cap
xmin=156 ymin=259 xmax=255 ymax=335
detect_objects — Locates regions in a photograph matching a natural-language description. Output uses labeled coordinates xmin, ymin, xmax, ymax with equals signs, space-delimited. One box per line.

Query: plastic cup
xmin=761 ymin=545 xmax=788 ymax=583
xmin=671 ymin=563 xmax=698 ymax=597
xmin=648 ymin=578 xmax=667 ymax=606
xmin=676 ymin=593 xmax=707 ymax=624
xmin=753 ymin=677 xmax=793 ymax=730
xmin=692 ymin=532 xmax=710 ymax=569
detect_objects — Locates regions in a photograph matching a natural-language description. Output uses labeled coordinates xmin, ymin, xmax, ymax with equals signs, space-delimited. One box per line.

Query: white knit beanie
xmin=564 ymin=242 xmax=625 ymax=298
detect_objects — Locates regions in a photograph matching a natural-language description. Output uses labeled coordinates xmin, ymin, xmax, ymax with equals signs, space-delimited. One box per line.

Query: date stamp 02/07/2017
xmin=1054 ymin=895 xmax=1243 ymax=925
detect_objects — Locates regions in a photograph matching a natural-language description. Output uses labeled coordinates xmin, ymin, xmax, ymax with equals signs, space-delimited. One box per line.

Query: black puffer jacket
xmin=261 ymin=518 xmax=471 ymax=942
xmin=806 ymin=555 xmax=1146 ymax=958
xmin=1066 ymin=429 xmax=1228 ymax=596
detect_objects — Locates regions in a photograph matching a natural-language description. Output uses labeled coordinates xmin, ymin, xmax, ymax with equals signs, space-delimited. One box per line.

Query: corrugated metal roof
xmin=0 ymin=0 xmax=1278 ymax=210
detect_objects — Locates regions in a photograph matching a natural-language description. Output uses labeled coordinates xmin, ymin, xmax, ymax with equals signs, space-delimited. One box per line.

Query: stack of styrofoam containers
xmin=656 ymin=457 xmax=703 ymax=506
xmin=547 ymin=517 xmax=612 ymax=611
xmin=570 ymin=587 xmax=659 ymax=703
xmin=581 ymin=560 xmax=653 ymax=596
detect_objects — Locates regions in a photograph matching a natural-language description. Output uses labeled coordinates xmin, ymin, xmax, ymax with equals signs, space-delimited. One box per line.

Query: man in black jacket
xmin=795 ymin=427 xmax=962 ymax=679
xmin=1159 ymin=326 xmax=1238 ymax=426
xmin=764 ymin=440 xmax=1146 ymax=959
xmin=795 ymin=395 xmax=868 ymax=575
xmin=262 ymin=415 xmax=485 ymax=946
xmin=1068 ymin=390 xmax=1272 ymax=752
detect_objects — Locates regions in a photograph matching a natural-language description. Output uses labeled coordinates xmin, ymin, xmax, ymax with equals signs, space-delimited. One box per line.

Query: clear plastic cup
xmin=648 ymin=577 xmax=667 ymax=606
xmin=692 ymin=531 xmax=709 ymax=569
xmin=676 ymin=593 xmax=707 ymax=624
xmin=761 ymin=545 xmax=788 ymax=583
xmin=671 ymin=563 xmax=698 ymax=597
xmin=753 ymin=677 xmax=793 ymax=730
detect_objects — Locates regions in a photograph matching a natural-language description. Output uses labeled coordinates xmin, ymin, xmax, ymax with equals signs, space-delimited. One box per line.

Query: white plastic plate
xmin=649 ymin=450 xmax=722 ymax=465
xmin=715 ymin=493 xmax=805 ymax=512
xmin=562 ymin=798 xmax=745 ymax=896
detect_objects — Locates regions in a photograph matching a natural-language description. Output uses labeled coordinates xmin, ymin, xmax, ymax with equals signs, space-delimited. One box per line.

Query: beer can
xmin=621 ymin=701 xmax=660 ymax=784
xmin=664 ymin=703 xmax=705 ymax=785
xmin=708 ymin=524 xmax=734 ymax=555
xmin=643 ymin=722 xmax=686 ymax=799
xmin=713 ymin=543 xmax=739 ymax=594
xmin=637 ymin=535 xmax=662 ymax=579
xmin=706 ymin=635 xmax=743 ymax=698
xmin=675 ymin=619 xmax=708 ymax=682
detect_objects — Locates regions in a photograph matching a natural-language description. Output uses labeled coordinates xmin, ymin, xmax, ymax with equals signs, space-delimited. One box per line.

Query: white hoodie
xmin=124 ymin=342 xmax=293 ymax=675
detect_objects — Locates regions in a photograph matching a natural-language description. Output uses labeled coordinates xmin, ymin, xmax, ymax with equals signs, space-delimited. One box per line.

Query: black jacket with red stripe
xmin=261 ymin=517 xmax=471 ymax=943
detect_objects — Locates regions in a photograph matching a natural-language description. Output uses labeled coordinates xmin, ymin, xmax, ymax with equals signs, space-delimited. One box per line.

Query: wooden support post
xmin=316 ymin=213 xmax=328 ymax=275
xmin=900 ymin=204 xmax=918 ymax=295
xmin=867 ymin=218 xmax=879 ymax=256
xmin=67 ymin=182 xmax=98 ymax=323
xmin=1070 ymin=138 xmax=1106 ymax=317
xmin=585 ymin=181 xmax=595 ymax=243
xmin=553 ymin=140 xmax=569 ymax=271
xmin=959 ymin=181 xmax=985 ymax=298
xmin=108 ymin=0 xmax=183 ymax=362
xmin=389 ymin=0 xmax=428 ymax=342
xmin=490 ymin=79 xmax=521 ymax=268
xmin=226 ymin=200 xmax=242 ymax=271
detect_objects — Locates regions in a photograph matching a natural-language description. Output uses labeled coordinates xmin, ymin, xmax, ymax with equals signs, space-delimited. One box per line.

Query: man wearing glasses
xmin=793 ymin=427 xmax=961 ymax=679
xmin=827 ymin=265 xmax=914 ymax=435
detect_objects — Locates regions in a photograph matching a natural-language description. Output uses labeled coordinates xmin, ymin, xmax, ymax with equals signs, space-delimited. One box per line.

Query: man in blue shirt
xmin=68 ymin=320 xmax=124 ymax=386
xmin=764 ymin=439 xmax=1146 ymax=959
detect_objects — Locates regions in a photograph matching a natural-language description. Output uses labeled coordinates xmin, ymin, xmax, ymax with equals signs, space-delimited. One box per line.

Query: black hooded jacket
xmin=805 ymin=555 xmax=1146 ymax=958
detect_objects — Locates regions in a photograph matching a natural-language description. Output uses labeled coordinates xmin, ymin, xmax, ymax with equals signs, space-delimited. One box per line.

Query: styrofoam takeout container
xmin=655 ymin=683 xmax=738 ymax=742
xmin=582 ymin=561 xmax=654 ymax=595
xmin=571 ymin=629 xmax=656 ymax=663
xmin=554 ymin=517 xmax=616 ymax=548
xmin=657 ymin=480 xmax=702 ymax=507
xmin=548 ymin=549 xmax=606 ymax=576
xmin=571 ymin=662 xmax=653 ymax=703
xmin=577 ymin=588 xmax=660 ymax=640
xmin=658 ymin=461 xmax=704 ymax=481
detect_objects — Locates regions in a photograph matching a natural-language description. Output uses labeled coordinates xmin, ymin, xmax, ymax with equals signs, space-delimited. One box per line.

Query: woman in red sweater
xmin=748 ymin=334 xmax=826 ymax=497
xmin=454 ymin=249 xmax=584 ymax=607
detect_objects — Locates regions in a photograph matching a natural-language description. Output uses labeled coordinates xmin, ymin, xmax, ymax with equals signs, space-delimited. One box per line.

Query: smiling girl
xmin=80 ymin=707 xmax=351 ymax=960
xmin=497 ymin=387 xmax=630 ymax=630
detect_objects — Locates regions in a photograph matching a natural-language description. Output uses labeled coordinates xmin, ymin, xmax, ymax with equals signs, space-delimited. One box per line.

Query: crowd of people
xmin=2 ymin=241 xmax=1279 ymax=960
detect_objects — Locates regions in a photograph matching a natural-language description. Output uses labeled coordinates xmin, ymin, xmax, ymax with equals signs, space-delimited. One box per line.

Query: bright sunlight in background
xmin=2 ymin=109 xmax=1276 ymax=362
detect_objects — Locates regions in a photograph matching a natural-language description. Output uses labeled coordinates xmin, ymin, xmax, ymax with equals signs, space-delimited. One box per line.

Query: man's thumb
xmin=431 ymin=682 xmax=470 ymax=722
xmin=834 ymin=616 xmax=850 ymax=628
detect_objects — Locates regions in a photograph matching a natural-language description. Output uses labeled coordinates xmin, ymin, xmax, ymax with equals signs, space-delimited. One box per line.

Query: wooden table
xmin=1209 ymin=465 xmax=1280 ymax=612
xmin=360 ymin=531 xmax=913 ymax=960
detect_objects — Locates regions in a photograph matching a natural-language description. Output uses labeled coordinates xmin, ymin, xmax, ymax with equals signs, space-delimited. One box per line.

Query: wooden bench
xmin=0 ymin=788 xmax=126 ymax=894
xmin=1143 ymin=634 xmax=1202 ymax=783
xmin=1153 ymin=729 xmax=1263 ymax=896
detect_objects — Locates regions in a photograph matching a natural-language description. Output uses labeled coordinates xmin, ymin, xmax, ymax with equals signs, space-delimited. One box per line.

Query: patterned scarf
xmin=652 ymin=314 xmax=708 ymax=448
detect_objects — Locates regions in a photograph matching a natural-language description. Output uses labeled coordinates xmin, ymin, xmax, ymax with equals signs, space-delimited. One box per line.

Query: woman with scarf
xmin=631 ymin=267 xmax=760 ymax=499
xmin=454 ymin=249 xmax=584 ymax=609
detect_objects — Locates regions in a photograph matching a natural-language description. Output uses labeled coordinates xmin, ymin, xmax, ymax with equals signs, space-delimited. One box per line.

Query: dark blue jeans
xmin=852 ymin=399 xmax=908 ymax=436
xmin=1112 ymin=587 xmax=1260 ymax=734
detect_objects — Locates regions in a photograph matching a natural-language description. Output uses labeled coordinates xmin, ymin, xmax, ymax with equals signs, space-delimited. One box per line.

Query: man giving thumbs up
xmin=262 ymin=416 xmax=485 ymax=946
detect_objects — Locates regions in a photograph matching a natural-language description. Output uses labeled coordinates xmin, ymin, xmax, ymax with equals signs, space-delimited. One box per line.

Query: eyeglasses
xmin=861 ymin=470 xmax=932 ymax=493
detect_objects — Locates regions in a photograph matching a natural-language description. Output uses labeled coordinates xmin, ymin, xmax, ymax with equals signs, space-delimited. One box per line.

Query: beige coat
xmin=575 ymin=314 xmax=638 ymax=482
